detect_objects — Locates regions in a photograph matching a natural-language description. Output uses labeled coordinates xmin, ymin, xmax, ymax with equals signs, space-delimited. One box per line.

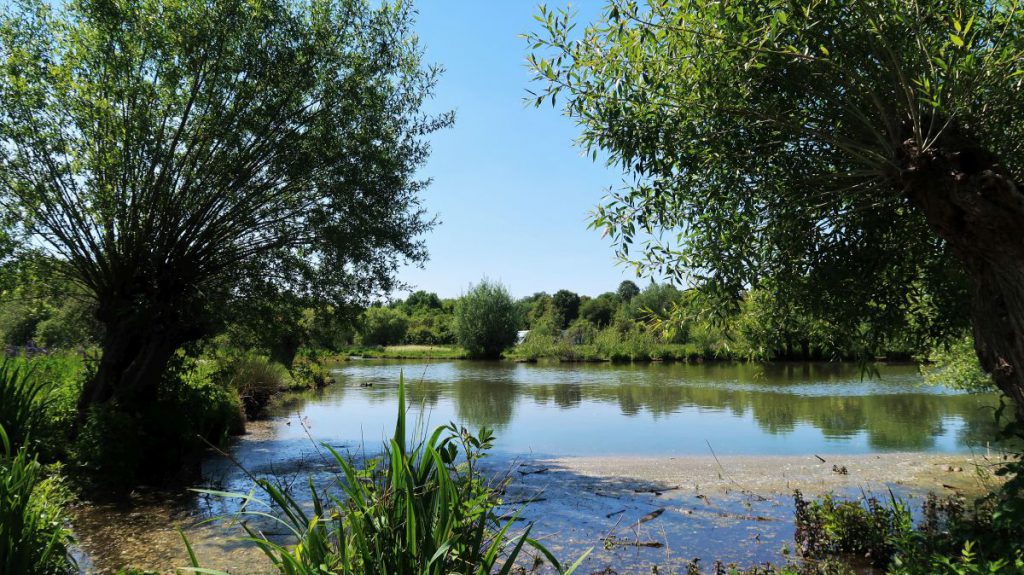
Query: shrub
xmin=0 ymin=424 xmax=75 ymax=575
xmin=72 ymin=355 xmax=244 ymax=490
xmin=455 ymin=280 xmax=518 ymax=359
xmin=71 ymin=404 xmax=145 ymax=490
xmin=791 ymin=483 xmax=1024 ymax=575
xmin=920 ymin=334 xmax=994 ymax=392
xmin=358 ymin=306 xmax=409 ymax=346
xmin=289 ymin=356 xmax=334 ymax=390
xmin=222 ymin=355 xmax=289 ymax=419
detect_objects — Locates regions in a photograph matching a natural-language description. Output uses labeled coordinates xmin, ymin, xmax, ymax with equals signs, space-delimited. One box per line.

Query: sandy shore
xmin=539 ymin=452 xmax=1006 ymax=498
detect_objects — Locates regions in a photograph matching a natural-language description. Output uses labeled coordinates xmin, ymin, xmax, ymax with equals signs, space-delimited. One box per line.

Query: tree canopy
xmin=0 ymin=0 xmax=450 ymax=415
xmin=528 ymin=0 xmax=1024 ymax=417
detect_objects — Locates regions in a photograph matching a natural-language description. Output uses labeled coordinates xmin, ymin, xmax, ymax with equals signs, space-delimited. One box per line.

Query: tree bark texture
xmin=903 ymin=133 xmax=1024 ymax=421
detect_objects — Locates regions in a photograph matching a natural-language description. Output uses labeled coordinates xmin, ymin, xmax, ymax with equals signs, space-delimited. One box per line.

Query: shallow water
xmin=74 ymin=360 xmax=1005 ymax=573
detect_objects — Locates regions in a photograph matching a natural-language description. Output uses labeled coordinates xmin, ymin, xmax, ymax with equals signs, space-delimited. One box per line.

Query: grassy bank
xmin=507 ymin=327 xmax=730 ymax=363
xmin=334 ymin=344 xmax=469 ymax=360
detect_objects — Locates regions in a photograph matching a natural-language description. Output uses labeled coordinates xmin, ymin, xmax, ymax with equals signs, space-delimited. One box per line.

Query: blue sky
xmin=395 ymin=2 xmax=642 ymax=300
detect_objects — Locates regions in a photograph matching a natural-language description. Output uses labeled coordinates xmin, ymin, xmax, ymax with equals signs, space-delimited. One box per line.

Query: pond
xmin=272 ymin=360 xmax=999 ymax=456
xmin=74 ymin=360 xmax=1006 ymax=574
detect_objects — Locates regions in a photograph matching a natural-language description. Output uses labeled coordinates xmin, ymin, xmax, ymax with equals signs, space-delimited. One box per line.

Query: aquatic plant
xmin=0 ymin=358 xmax=52 ymax=454
xmin=0 ymin=423 xmax=75 ymax=575
xmin=190 ymin=373 xmax=589 ymax=574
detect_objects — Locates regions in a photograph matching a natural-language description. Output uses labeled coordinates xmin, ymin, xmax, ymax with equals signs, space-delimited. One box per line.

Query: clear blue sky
xmin=395 ymin=2 xmax=643 ymax=300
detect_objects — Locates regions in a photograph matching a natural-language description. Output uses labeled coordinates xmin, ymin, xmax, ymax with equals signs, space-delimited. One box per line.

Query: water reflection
xmin=277 ymin=360 xmax=1003 ymax=456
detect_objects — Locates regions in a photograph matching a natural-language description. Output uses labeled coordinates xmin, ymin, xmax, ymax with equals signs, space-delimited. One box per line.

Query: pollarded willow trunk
xmin=903 ymin=134 xmax=1024 ymax=422
xmin=75 ymin=293 xmax=207 ymax=426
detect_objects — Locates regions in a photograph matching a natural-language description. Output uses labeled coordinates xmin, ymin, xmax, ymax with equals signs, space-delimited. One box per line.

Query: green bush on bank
xmin=455 ymin=280 xmax=519 ymax=359
xmin=220 ymin=354 xmax=290 ymax=419
xmin=71 ymin=354 xmax=245 ymax=490
xmin=511 ymin=323 xmax=724 ymax=363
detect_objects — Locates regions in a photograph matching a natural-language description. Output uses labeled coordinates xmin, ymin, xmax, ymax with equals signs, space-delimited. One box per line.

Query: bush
xmin=0 ymin=424 xmax=75 ymax=575
xmin=791 ymin=483 xmax=1024 ymax=575
xmin=72 ymin=355 xmax=244 ymax=490
xmin=358 ymin=306 xmax=409 ymax=346
xmin=289 ymin=356 xmax=334 ymax=390
xmin=455 ymin=280 xmax=519 ymax=359
xmin=70 ymin=405 xmax=144 ymax=491
xmin=33 ymin=296 xmax=101 ymax=349
xmin=921 ymin=334 xmax=994 ymax=392
xmin=222 ymin=355 xmax=289 ymax=419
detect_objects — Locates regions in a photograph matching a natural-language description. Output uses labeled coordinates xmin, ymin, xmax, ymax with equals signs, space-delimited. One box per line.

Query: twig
xmin=705 ymin=440 xmax=769 ymax=502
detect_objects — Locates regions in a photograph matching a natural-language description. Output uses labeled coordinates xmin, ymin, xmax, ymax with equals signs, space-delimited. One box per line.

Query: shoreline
xmin=536 ymin=451 xmax=1008 ymax=498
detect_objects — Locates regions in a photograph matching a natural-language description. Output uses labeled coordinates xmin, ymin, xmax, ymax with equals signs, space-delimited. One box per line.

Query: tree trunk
xmin=76 ymin=294 xmax=204 ymax=426
xmin=903 ymin=135 xmax=1024 ymax=421
xmin=270 ymin=335 xmax=300 ymax=370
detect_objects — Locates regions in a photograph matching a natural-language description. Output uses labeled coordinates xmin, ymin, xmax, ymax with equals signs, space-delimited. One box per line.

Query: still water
xmin=75 ymin=360 xmax=1005 ymax=573
xmin=281 ymin=360 xmax=1000 ymax=456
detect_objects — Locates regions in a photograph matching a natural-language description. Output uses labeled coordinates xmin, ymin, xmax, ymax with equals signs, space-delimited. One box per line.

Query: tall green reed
xmin=0 ymin=423 xmax=75 ymax=575
xmin=0 ymin=358 xmax=51 ymax=451
xmin=189 ymin=372 xmax=589 ymax=574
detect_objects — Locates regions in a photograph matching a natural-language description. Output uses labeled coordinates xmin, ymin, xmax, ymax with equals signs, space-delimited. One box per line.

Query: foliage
xmin=526 ymin=0 xmax=1024 ymax=397
xmin=0 ymin=0 xmax=451 ymax=425
xmin=359 ymin=306 xmax=411 ymax=347
xmin=617 ymin=281 xmax=640 ymax=302
xmin=792 ymin=486 xmax=1024 ymax=575
xmin=0 ymin=298 xmax=47 ymax=348
xmin=579 ymin=292 xmax=619 ymax=328
xmin=921 ymin=334 xmax=995 ymax=392
xmin=404 ymin=290 xmax=443 ymax=311
xmin=336 ymin=344 xmax=468 ymax=360
xmin=0 ymin=358 xmax=51 ymax=453
xmin=404 ymin=301 xmax=456 ymax=345
xmin=0 ymin=424 xmax=75 ymax=575
xmin=221 ymin=354 xmax=289 ymax=419
xmin=455 ymin=280 xmax=519 ymax=359
xmin=517 ymin=292 xmax=556 ymax=330
xmin=226 ymin=297 xmax=357 ymax=368
xmin=72 ymin=355 xmax=243 ymax=490
xmin=0 ymin=260 xmax=101 ymax=350
xmin=192 ymin=374 xmax=590 ymax=575
xmin=551 ymin=290 xmax=581 ymax=329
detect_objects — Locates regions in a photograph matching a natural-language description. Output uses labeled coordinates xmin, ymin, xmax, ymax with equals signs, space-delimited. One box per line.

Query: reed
xmin=190 ymin=373 xmax=589 ymax=574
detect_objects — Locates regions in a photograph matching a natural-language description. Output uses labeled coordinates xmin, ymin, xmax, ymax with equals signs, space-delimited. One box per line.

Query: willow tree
xmin=528 ymin=1 xmax=1024 ymax=417
xmin=0 ymin=0 xmax=449 ymax=419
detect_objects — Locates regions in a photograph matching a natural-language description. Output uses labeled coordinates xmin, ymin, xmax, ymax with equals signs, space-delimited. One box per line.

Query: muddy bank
xmin=542 ymin=451 xmax=1005 ymax=498
xmin=71 ymin=450 xmax=1008 ymax=574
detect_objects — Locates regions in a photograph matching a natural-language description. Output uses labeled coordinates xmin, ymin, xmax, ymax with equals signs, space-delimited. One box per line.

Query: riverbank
xmin=332 ymin=344 xmax=469 ymax=360
xmin=329 ymin=343 xmax=916 ymax=365
xmin=543 ymin=451 xmax=1004 ymax=498
xmin=70 ymin=448 xmax=1007 ymax=574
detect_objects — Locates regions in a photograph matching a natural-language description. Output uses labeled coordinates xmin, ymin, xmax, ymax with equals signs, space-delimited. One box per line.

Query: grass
xmin=0 ymin=358 xmax=76 ymax=575
xmin=222 ymin=354 xmax=291 ymax=418
xmin=335 ymin=344 xmax=469 ymax=360
xmin=188 ymin=372 xmax=589 ymax=574
xmin=0 ymin=425 xmax=75 ymax=575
